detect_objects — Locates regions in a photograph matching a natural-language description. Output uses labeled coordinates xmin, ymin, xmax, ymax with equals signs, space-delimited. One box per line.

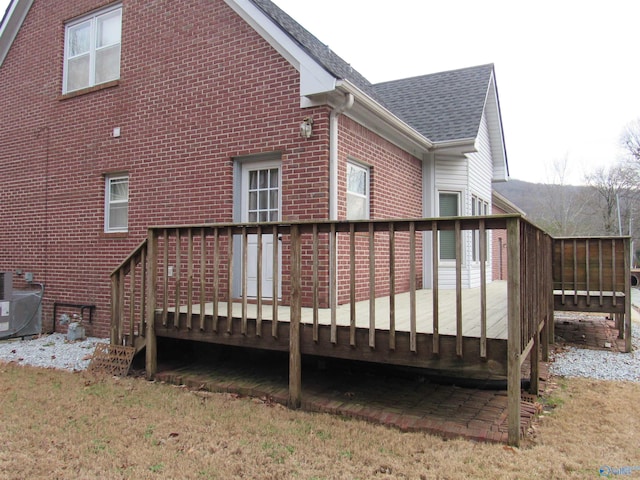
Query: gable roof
xmin=248 ymin=0 xmax=378 ymax=100
xmin=372 ymin=64 xmax=495 ymax=143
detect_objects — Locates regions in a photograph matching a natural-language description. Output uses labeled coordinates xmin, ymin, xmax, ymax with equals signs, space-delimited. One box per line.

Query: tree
xmin=585 ymin=163 xmax=639 ymax=235
xmin=621 ymin=118 xmax=640 ymax=164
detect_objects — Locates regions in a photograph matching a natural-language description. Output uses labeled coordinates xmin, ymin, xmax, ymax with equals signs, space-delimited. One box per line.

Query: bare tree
xmin=621 ymin=118 xmax=640 ymax=164
xmin=532 ymin=156 xmax=596 ymax=236
xmin=585 ymin=163 xmax=639 ymax=235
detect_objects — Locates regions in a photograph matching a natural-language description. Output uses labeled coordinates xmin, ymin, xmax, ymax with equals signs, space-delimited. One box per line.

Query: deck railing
xmin=110 ymin=215 xmax=556 ymax=445
xmin=552 ymin=236 xmax=631 ymax=352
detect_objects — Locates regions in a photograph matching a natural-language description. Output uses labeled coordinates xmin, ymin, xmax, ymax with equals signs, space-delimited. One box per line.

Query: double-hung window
xmin=346 ymin=161 xmax=370 ymax=220
xmin=105 ymin=174 xmax=129 ymax=233
xmin=438 ymin=192 xmax=459 ymax=260
xmin=64 ymin=5 xmax=122 ymax=93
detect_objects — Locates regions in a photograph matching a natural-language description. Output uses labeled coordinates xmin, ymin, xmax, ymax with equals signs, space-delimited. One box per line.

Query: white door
xmin=241 ymin=162 xmax=281 ymax=298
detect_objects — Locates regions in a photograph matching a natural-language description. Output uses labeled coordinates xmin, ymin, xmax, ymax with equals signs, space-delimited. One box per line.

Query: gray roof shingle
xmin=373 ymin=64 xmax=495 ymax=143
xmin=249 ymin=1 xmax=493 ymax=144
xmin=248 ymin=0 xmax=378 ymax=99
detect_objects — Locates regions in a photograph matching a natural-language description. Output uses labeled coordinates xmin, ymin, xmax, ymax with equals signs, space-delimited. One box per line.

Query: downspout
xmin=329 ymin=93 xmax=354 ymax=220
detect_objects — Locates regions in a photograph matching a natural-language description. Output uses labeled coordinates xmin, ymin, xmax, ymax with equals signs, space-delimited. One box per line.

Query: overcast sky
xmin=2 ymin=0 xmax=638 ymax=185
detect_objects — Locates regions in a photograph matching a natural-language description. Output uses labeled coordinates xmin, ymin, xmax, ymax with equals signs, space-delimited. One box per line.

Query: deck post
xmin=507 ymin=217 xmax=522 ymax=447
xmin=288 ymin=224 xmax=302 ymax=409
xmin=110 ymin=274 xmax=119 ymax=345
xmin=145 ymin=228 xmax=158 ymax=380
xmin=624 ymin=237 xmax=632 ymax=353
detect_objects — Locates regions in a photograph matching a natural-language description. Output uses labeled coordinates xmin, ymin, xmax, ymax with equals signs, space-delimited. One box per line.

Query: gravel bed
xmin=0 ymin=321 xmax=638 ymax=382
xmin=0 ymin=333 xmax=108 ymax=372
xmin=549 ymin=322 xmax=640 ymax=382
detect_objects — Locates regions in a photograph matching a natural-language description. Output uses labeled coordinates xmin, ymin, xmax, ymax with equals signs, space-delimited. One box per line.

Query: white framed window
xmin=63 ymin=5 xmax=122 ymax=93
xmin=105 ymin=174 xmax=129 ymax=232
xmin=346 ymin=161 xmax=369 ymax=220
xmin=472 ymin=195 xmax=489 ymax=262
xmin=438 ymin=191 xmax=459 ymax=260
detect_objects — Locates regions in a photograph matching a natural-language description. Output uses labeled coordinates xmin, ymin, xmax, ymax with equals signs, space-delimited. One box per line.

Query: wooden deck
xmin=110 ymin=216 xmax=631 ymax=446
xmin=168 ymin=281 xmax=509 ymax=340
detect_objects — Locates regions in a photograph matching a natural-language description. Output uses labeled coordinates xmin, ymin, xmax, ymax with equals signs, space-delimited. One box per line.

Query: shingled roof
xmin=248 ymin=0 xmax=378 ymax=100
xmin=249 ymin=1 xmax=495 ymax=145
xmin=373 ymin=64 xmax=495 ymax=143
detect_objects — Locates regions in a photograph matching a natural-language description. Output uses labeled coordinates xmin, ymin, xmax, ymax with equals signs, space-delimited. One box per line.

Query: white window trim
xmin=63 ymin=4 xmax=122 ymax=94
xmin=437 ymin=190 xmax=461 ymax=263
xmin=346 ymin=160 xmax=370 ymax=220
xmin=105 ymin=174 xmax=129 ymax=233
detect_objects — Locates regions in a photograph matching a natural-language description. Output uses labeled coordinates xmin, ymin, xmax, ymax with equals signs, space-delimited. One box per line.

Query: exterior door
xmin=241 ymin=162 xmax=281 ymax=298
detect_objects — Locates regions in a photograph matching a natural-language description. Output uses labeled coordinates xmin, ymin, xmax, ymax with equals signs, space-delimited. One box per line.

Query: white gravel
xmin=0 ymin=333 xmax=108 ymax=371
xmin=0 ymin=319 xmax=638 ymax=382
xmin=549 ymin=323 xmax=640 ymax=382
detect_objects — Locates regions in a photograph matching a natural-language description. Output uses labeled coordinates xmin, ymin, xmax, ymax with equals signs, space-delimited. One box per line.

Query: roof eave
xmin=0 ymin=0 xmax=33 ymax=67
xmin=333 ymin=79 xmax=434 ymax=158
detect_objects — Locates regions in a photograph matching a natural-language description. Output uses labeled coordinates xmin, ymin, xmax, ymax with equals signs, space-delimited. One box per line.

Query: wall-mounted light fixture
xmin=300 ymin=116 xmax=313 ymax=139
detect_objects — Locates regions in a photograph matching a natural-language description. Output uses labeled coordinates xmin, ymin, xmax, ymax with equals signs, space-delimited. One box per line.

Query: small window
xmin=105 ymin=174 xmax=129 ymax=232
xmin=64 ymin=5 xmax=122 ymax=93
xmin=346 ymin=161 xmax=369 ymax=220
xmin=472 ymin=195 xmax=489 ymax=262
xmin=439 ymin=192 xmax=459 ymax=260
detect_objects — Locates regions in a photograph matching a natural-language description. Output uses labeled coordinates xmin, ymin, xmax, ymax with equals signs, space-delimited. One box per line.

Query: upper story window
xmin=63 ymin=5 xmax=122 ymax=94
xmin=346 ymin=161 xmax=370 ymax=220
xmin=105 ymin=174 xmax=129 ymax=233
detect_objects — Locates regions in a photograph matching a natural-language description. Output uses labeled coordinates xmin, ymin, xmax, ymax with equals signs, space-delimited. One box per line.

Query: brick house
xmin=0 ymin=0 xmax=508 ymax=338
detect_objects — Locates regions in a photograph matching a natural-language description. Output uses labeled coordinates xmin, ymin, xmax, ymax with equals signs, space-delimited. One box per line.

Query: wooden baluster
xmin=432 ymin=222 xmax=439 ymax=356
xmin=368 ymin=222 xmax=376 ymax=349
xmin=199 ymin=229 xmax=206 ymax=331
xmin=162 ymin=230 xmax=169 ymax=327
xmin=174 ymin=229 xmax=181 ymax=329
xmin=313 ymin=224 xmax=319 ymax=343
xmin=349 ymin=223 xmax=356 ymax=347
xmin=227 ymin=226 xmax=234 ymax=334
xmin=187 ymin=228 xmax=193 ymax=330
xmin=388 ymin=222 xmax=396 ymax=351
xmin=213 ymin=227 xmax=220 ymax=333
xmin=256 ymin=226 xmax=263 ymax=337
xmin=409 ymin=221 xmax=416 ymax=353
xmin=241 ymin=226 xmax=248 ymax=335
xmin=272 ymin=225 xmax=279 ymax=339
xmin=129 ymin=257 xmax=136 ymax=345
xmin=455 ymin=220 xmax=462 ymax=357
xmin=330 ymin=223 xmax=337 ymax=344
xmin=479 ymin=219 xmax=487 ymax=359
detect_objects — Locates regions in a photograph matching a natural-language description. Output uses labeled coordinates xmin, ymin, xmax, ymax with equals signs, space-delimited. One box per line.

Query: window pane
xmin=269 ymin=190 xmax=278 ymax=210
xmin=249 ymin=191 xmax=257 ymax=210
xmin=109 ymin=203 xmax=128 ymax=230
xmin=440 ymin=231 xmax=456 ymax=260
xmin=95 ymin=44 xmax=120 ymax=84
xmin=68 ymin=22 xmax=91 ymax=56
xmin=259 ymin=191 xmax=267 ymax=210
xmin=67 ymin=55 xmax=90 ymax=91
xmin=97 ymin=10 xmax=121 ymax=48
xmin=347 ymin=164 xmax=366 ymax=195
xmin=439 ymin=193 xmax=458 ymax=217
xmin=269 ymin=211 xmax=278 ymax=222
xmin=249 ymin=171 xmax=257 ymax=190
xmin=259 ymin=170 xmax=268 ymax=189
xmin=269 ymin=168 xmax=278 ymax=188
xmin=249 ymin=212 xmax=257 ymax=222
xmin=259 ymin=211 xmax=268 ymax=222
xmin=110 ymin=179 xmax=128 ymax=201
xmin=347 ymin=193 xmax=366 ymax=220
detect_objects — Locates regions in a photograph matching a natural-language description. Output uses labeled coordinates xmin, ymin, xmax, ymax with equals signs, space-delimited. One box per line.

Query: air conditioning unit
xmin=0 ymin=272 xmax=12 ymax=301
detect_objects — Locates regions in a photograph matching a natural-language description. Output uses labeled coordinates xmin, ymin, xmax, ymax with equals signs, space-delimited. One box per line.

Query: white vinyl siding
xmin=105 ymin=174 xmax=128 ymax=232
xmin=64 ymin=5 xmax=122 ymax=93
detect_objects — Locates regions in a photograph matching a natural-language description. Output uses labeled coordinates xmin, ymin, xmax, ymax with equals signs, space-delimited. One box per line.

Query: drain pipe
xmin=329 ymin=93 xmax=354 ymax=220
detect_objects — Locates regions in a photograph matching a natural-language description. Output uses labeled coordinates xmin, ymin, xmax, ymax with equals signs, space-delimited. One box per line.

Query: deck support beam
xmin=507 ymin=217 xmax=521 ymax=447
xmin=288 ymin=225 xmax=302 ymax=409
xmin=145 ymin=228 xmax=158 ymax=380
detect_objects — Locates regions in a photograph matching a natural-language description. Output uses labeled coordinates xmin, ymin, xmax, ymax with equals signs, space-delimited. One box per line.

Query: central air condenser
xmin=0 ymin=272 xmax=43 ymax=339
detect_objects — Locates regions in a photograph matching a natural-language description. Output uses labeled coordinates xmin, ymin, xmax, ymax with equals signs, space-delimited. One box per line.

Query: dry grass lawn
xmin=0 ymin=364 xmax=639 ymax=479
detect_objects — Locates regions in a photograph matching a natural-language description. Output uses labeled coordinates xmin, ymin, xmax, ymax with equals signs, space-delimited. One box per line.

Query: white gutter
xmin=329 ymin=92 xmax=354 ymax=220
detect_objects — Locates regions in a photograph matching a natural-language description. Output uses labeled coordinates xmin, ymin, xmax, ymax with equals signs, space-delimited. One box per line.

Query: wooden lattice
xmin=87 ymin=343 xmax=136 ymax=377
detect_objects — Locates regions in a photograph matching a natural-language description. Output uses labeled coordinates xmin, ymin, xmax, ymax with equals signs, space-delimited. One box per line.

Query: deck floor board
xmin=169 ymin=280 xmax=509 ymax=340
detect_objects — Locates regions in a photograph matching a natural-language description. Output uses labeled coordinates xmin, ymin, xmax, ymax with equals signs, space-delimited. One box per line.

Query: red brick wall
xmin=0 ymin=0 xmax=424 ymax=334
xmin=334 ymin=117 xmax=423 ymax=304
xmin=0 ymin=0 xmax=330 ymax=336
